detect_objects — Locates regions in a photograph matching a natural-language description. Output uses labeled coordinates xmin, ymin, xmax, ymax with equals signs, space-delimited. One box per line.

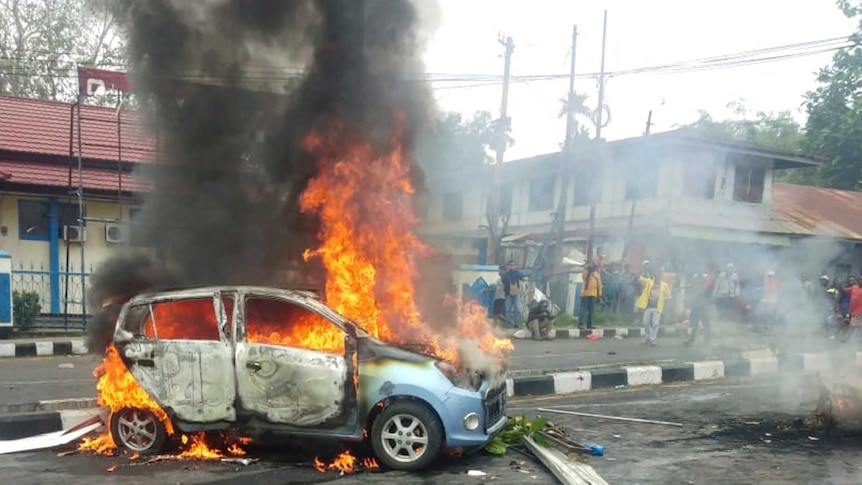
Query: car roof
xmin=127 ymin=285 xmax=321 ymax=303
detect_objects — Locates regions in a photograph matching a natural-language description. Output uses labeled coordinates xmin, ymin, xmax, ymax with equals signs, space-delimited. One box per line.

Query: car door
xmin=234 ymin=293 xmax=355 ymax=430
xmin=115 ymin=293 xmax=237 ymax=425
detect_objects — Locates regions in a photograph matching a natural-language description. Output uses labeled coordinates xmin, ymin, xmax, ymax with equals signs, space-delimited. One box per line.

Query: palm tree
xmin=559 ymin=92 xmax=591 ymax=121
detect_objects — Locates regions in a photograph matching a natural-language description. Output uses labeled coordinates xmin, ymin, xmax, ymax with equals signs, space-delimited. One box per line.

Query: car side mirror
xmin=345 ymin=322 xmax=358 ymax=339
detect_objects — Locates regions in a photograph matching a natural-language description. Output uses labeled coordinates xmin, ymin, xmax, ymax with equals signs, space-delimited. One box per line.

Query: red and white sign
xmin=77 ymin=66 xmax=133 ymax=97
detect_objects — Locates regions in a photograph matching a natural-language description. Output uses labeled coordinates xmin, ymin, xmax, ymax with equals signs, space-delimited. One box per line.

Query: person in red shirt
xmin=841 ymin=278 xmax=862 ymax=342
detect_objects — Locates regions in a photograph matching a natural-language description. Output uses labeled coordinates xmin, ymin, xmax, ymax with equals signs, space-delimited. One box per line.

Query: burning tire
xmin=110 ymin=407 xmax=168 ymax=455
xmin=370 ymin=401 xmax=443 ymax=471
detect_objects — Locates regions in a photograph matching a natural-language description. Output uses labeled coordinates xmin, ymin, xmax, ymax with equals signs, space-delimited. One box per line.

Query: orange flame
xmin=227 ymin=443 xmax=246 ymax=456
xmin=299 ymin=117 xmax=511 ymax=364
xmin=178 ymin=432 xmax=224 ymax=460
xmin=313 ymin=450 xmax=376 ymax=474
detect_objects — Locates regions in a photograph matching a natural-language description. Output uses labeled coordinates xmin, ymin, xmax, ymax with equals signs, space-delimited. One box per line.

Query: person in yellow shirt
xmin=636 ymin=271 xmax=672 ymax=345
xmin=579 ymin=263 xmax=603 ymax=329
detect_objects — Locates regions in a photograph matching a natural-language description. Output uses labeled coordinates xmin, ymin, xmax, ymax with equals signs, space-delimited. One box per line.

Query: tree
xmin=414 ymin=110 xmax=514 ymax=174
xmin=803 ymin=0 xmax=862 ymax=190
xmin=683 ymin=101 xmax=820 ymax=185
xmin=686 ymin=101 xmax=805 ymax=152
xmin=557 ymin=91 xmax=593 ymax=144
xmin=0 ymin=0 xmax=127 ymax=103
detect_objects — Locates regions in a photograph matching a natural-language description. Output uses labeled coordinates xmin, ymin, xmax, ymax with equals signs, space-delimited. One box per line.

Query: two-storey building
xmin=419 ymin=129 xmax=825 ymax=274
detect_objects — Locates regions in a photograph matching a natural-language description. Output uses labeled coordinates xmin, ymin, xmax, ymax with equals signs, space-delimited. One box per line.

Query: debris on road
xmin=58 ymin=363 xmax=75 ymax=369
xmin=0 ymin=414 xmax=103 ymax=455
xmin=538 ymin=426 xmax=604 ymax=457
xmin=521 ymin=435 xmax=609 ymax=485
xmin=467 ymin=470 xmax=487 ymax=476
xmin=537 ymin=407 xmax=685 ymax=427
xmin=221 ymin=457 xmax=258 ymax=466
xmin=485 ymin=415 xmax=609 ymax=483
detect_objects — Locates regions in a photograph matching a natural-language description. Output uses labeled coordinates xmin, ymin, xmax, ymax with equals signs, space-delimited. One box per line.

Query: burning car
xmin=107 ymin=286 xmax=507 ymax=471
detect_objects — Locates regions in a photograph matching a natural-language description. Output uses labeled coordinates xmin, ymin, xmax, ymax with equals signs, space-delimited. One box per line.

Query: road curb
xmin=511 ymin=326 xmax=690 ymax=340
xmin=0 ymin=408 xmax=103 ymax=440
xmin=0 ymin=340 xmax=87 ymax=358
xmin=0 ymin=398 xmax=99 ymax=415
xmin=506 ymin=350 xmax=855 ymax=398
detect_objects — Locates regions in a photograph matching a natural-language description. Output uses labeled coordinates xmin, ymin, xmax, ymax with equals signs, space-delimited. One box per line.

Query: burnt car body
xmin=110 ymin=286 xmax=507 ymax=470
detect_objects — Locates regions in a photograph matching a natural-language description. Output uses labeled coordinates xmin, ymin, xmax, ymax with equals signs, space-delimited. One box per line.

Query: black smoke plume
xmin=86 ymin=0 xmax=441 ymax=353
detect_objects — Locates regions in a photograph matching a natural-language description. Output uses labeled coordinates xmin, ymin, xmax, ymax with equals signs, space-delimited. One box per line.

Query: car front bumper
xmin=441 ymin=382 xmax=508 ymax=448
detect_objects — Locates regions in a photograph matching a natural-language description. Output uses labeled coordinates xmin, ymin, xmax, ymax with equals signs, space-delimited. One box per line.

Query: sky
xmin=423 ymin=0 xmax=858 ymax=161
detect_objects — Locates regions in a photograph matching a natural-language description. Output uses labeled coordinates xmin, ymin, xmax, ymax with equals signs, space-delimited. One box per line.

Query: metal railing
xmin=11 ymin=261 xmax=93 ymax=329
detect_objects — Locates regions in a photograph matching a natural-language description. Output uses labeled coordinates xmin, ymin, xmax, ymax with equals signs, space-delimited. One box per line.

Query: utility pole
xmin=622 ymin=109 xmax=653 ymax=262
xmin=585 ymin=10 xmax=608 ymax=264
xmin=548 ymin=25 xmax=578 ymax=276
xmin=486 ymin=35 xmax=514 ymax=266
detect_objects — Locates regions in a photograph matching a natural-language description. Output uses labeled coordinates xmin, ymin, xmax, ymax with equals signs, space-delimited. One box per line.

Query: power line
xmin=0 ymin=36 xmax=852 ymax=91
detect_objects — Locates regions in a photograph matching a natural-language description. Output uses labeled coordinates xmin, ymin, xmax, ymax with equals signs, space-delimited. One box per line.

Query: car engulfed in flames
xmin=89 ymin=286 xmax=508 ymax=471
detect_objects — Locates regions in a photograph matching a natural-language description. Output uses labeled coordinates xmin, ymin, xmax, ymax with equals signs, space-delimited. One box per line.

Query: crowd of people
xmin=486 ymin=255 xmax=862 ymax=344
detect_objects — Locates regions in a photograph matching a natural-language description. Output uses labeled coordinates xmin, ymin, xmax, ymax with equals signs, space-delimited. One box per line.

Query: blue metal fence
xmin=12 ymin=261 xmax=92 ymax=327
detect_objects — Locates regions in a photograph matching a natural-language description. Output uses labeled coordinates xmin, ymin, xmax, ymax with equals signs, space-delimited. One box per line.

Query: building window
xmin=443 ymin=192 xmax=463 ymax=221
xmin=683 ymin=163 xmax=716 ymax=199
xmin=18 ymin=200 xmax=83 ymax=241
xmin=500 ymin=184 xmax=513 ymax=216
xmin=528 ymin=176 xmax=555 ymax=212
xmin=733 ymin=165 xmax=765 ymax=203
xmin=573 ymin=168 xmax=602 ymax=206
xmin=625 ymin=165 xmax=658 ymax=200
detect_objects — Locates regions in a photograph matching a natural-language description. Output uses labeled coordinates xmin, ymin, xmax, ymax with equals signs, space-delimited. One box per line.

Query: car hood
xmin=360 ymin=337 xmax=439 ymax=364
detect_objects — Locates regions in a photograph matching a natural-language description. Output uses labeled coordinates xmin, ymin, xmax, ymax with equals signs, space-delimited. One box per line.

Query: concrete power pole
xmin=550 ymin=25 xmax=578 ymax=274
xmin=585 ymin=10 xmax=608 ymax=264
xmin=486 ymin=35 xmax=515 ymax=266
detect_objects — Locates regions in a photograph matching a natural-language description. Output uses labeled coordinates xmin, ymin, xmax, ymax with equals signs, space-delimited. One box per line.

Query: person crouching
xmin=528 ymin=300 xmax=556 ymax=340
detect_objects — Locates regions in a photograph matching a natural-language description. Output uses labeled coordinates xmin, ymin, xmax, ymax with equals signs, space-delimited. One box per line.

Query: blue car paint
xmin=358 ymin=355 xmax=505 ymax=449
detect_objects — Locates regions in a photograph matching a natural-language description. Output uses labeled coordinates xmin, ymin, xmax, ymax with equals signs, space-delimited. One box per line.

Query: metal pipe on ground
xmin=538 ymin=407 xmax=684 ymax=427
xmin=521 ymin=435 xmax=610 ymax=485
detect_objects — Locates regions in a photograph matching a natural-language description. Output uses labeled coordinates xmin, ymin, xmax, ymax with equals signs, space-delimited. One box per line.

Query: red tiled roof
xmin=0 ymin=95 xmax=156 ymax=163
xmin=772 ymin=183 xmax=862 ymax=240
xmin=0 ymin=160 xmax=151 ymax=193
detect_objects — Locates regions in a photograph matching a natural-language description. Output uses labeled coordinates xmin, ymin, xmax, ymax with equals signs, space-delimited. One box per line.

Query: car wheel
xmin=370 ymin=401 xmax=443 ymax=471
xmin=110 ymin=407 xmax=168 ymax=455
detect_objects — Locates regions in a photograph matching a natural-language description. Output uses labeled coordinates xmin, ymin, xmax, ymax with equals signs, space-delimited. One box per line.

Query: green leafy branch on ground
xmin=485 ymin=415 xmax=551 ymax=455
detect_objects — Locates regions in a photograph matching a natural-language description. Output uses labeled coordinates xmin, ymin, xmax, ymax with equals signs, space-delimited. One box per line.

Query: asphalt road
xmin=0 ymin=325 xmax=842 ymax=407
xmin=0 ymin=338 xmax=766 ymax=406
xmin=3 ymin=374 xmax=861 ymax=484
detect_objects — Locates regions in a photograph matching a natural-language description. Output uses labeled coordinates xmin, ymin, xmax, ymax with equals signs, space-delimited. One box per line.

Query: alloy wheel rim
xmin=380 ymin=413 xmax=429 ymax=463
xmin=116 ymin=409 xmax=158 ymax=452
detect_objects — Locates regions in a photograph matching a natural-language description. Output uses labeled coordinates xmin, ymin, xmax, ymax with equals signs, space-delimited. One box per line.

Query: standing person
xmin=838 ymin=276 xmax=856 ymax=318
xmin=759 ymin=270 xmax=780 ymax=328
xmin=501 ymin=261 xmax=523 ymax=329
xmin=579 ymin=263 xmax=603 ymax=330
xmin=686 ymin=266 xmax=716 ymax=345
xmin=713 ymin=263 xmax=740 ymax=320
xmin=841 ymin=277 xmax=862 ymax=343
xmin=636 ymin=271 xmax=672 ymax=346
xmin=485 ymin=269 xmax=507 ymax=327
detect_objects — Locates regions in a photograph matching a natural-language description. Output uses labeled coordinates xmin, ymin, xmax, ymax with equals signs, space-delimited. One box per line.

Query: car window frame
xmin=236 ymin=290 xmax=349 ymax=351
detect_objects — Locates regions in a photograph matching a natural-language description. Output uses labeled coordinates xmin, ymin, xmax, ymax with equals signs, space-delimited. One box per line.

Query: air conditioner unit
xmin=63 ymin=225 xmax=87 ymax=243
xmin=105 ymin=223 xmax=129 ymax=244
